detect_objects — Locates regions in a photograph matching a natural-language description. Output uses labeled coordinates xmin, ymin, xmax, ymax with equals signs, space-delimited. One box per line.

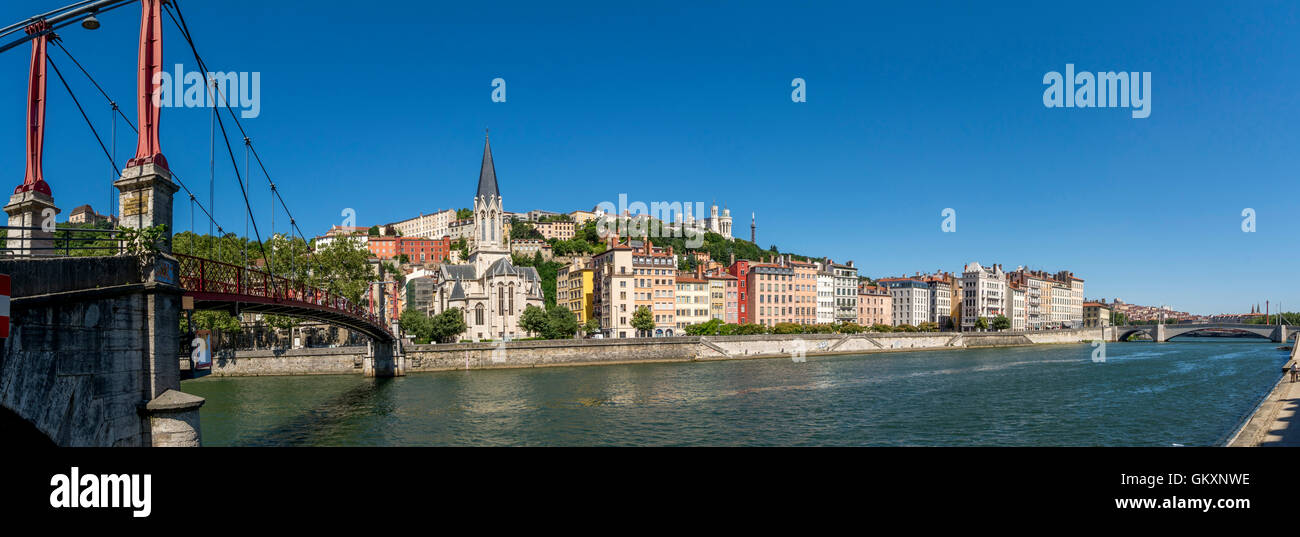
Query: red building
xmin=726 ymin=259 xmax=753 ymax=324
xmin=367 ymin=235 xmax=451 ymax=264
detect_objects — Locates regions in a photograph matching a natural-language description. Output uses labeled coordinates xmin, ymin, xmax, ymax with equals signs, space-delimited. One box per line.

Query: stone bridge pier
xmin=362 ymin=322 xmax=406 ymax=378
xmin=0 ymin=256 xmax=203 ymax=446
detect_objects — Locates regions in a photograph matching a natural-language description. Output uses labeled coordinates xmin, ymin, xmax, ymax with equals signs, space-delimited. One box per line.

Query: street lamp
xmin=80 ymin=14 xmax=99 ymax=30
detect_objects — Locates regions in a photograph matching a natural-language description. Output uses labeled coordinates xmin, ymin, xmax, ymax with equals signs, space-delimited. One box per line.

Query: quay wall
xmin=201 ymin=328 xmax=1105 ymax=377
xmin=206 ymin=346 xmax=363 ymax=376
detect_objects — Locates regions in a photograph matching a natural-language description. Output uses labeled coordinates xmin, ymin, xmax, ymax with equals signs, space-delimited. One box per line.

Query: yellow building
xmin=675 ymin=275 xmax=711 ymax=330
xmin=558 ymin=257 xmax=595 ymax=326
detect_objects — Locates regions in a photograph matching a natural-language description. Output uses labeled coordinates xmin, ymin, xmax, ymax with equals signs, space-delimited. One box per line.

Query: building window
xmin=475 ymin=304 xmax=485 ymax=325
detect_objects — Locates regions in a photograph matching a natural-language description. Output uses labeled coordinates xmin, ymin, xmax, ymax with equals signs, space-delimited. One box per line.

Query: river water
xmin=181 ymin=338 xmax=1288 ymax=446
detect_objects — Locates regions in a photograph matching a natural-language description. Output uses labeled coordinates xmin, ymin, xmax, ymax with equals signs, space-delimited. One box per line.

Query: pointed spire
xmin=476 ymin=129 xmax=500 ymax=200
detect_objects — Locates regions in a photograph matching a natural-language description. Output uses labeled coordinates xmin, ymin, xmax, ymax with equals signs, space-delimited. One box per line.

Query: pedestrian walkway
xmin=1230 ymin=361 xmax=1299 ymax=447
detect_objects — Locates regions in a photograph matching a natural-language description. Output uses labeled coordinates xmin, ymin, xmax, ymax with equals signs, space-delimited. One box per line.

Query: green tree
xmin=309 ymin=235 xmax=373 ymax=304
xmin=991 ymin=315 xmax=1011 ymax=331
xmin=632 ymin=306 xmax=656 ymax=335
xmin=510 ymin=222 xmax=544 ymax=241
xmin=685 ymin=318 xmax=724 ymax=336
xmin=367 ymin=225 xmax=380 ymax=236
xmin=975 ymin=317 xmax=989 ymax=331
xmin=400 ymin=308 xmax=434 ymax=342
xmin=429 ymin=308 xmax=467 ymax=343
xmin=456 ymin=208 xmax=473 ymax=220
xmin=265 ymin=314 xmax=298 ymax=331
xmin=544 ymin=305 xmax=579 ymax=339
xmin=51 ymin=220 xmax=120 ymax=256
xmin=519 ymin=304 xmax=549 ymax=336
xmin=838 ymin=322 xmax=864 ymax=334
xmin=773 ymin=322 xmax=804 ymax=334
xmin=583 ymin=317 xmax=602 ymax=336
xmin=182 ymin=310 xmax=242 ymax=334
xmin=870 ymin=323 xmax=893 ymax=333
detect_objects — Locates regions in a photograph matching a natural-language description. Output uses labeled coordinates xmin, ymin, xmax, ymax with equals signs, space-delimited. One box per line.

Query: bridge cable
xmin=46 ymin=55 xmax=119 ymax=178
xmin=168 ymin=1 xmax=317 ymax=267
xmin=165 ymin=2 xmax=275 ymax=281
xmin=48 ymin=42 xmax=227 ymax=240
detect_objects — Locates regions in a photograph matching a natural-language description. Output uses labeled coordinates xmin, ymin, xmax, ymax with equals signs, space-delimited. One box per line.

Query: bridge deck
xmin=174 ymin=253 xmax=392 ymax=341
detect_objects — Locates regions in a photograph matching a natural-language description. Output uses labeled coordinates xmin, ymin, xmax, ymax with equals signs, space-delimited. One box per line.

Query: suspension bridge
xmin=0 ymin=0 xmax=402 ymax=447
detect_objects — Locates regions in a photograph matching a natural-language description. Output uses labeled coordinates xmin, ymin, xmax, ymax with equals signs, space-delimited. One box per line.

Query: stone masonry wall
xmin=205 ymin=328 xmax=1104 ymax=376
xmin=0 ymin=257 xmax=161 ymax=446
xmin=209 ymin=346 xmax=363 ymax=376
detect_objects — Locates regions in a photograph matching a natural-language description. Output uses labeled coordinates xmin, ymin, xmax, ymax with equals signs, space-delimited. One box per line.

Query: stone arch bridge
xmin=1111 ymin=323 xmax=1295 ymax=343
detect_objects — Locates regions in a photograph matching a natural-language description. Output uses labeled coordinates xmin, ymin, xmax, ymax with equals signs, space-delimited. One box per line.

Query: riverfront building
xmin=631 ymin=239 xmax=679 ymax=335
xmin=558 ymin=257 xmax=595 ymax=327
xmin=675 ymin=275 xmax=711 ymax=329
xmin=1008 ymin=283 xmax=1027 ymax=330
xmin=791 ymin=259 xmax=819 ymax=325
xmin=726 ymin=259 xmax=754 ymax=324
xmin=707 ymin=272 xmax=739 ymax=323
xmin=921 ymin=273 xmax=954 ymax=328
xmin=816 ymin=267 xmax=835 ymax=324
xmin=748 ymin=262 xmax=796 ymax=327
xmin=857 ymin=284 xmax=892 ymax=327
xmin=1083 ymin=301 xmax=1111 ymax=328
xmin=961 ymin=262 xmax=1006 ymax=331
xmin=831 ymin=261 xmax=859 ymax=323
xmin=592 ymin=239 xmax=636 ymax=338
xmin=880 ymin=278 xmax=932 ymax=327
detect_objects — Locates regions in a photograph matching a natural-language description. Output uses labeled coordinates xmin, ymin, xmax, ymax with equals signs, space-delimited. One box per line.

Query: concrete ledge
xmin=144 ymin=389 xmax=205 ymax=412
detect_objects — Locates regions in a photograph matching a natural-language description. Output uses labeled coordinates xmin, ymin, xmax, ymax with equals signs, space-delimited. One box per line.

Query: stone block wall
xmin=210 ymin=346 xmax=364 ymax=376
xmin=1 ymin=258 xmax=155 ymax=446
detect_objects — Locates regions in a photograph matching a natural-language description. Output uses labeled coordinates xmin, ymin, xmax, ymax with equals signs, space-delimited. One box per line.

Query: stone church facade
xmin=430 ymin=134 xmax=544 ymax=341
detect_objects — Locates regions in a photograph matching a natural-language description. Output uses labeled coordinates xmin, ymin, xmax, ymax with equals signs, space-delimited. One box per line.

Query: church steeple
xmin=471 ymin=130 xmax=507 ymax=266
xmin=477 ymin=130 xmax=500 ymax=201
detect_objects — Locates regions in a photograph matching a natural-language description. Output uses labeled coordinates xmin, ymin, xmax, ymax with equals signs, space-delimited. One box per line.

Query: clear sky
xmin=2 ymin=0 xmax=1298 ymax=315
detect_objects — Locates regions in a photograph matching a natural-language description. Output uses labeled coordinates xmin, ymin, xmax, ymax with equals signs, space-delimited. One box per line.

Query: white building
xmin=883 ymin=279 xmax=931 ymax=327
xmin=961 ymin=262 xmax=1006 ymax=331
xmin=816 ymin=268 xmax=835 ymax=324
xmin=1008 ymin=284 xmax=1027 ymax=330
xmin=831 ymin=261 xmax=859 ymax=324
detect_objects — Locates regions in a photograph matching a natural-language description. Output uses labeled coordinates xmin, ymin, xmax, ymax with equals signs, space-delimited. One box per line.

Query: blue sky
xmin=2 ymin=0 xmax=1297 ymax=314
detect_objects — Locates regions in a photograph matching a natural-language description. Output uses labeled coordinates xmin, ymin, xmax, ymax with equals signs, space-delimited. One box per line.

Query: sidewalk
xmin=1229 ymin=366 xmax=1300 ymax=447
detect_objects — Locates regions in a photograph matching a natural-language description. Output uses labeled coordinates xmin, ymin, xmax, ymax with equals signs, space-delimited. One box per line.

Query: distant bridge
xmin=1112 ymin=323 xmax=1296 ymax=343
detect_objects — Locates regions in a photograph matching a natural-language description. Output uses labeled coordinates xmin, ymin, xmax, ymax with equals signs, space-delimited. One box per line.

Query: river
xmin=181 ymin=338 xmax=1288 ymax=446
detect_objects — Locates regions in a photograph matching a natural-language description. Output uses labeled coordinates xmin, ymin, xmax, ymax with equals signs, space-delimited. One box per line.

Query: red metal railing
xmin=173 ymin=253 xmax=389 ymax=335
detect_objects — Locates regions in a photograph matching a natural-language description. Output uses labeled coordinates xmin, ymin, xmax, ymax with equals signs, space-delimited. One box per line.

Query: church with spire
xmin=430 ymin=132 xmax=545 ymax=341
